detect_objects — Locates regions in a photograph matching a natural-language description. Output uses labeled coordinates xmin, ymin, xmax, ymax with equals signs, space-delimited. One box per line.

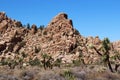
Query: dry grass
xmin=0 ymin=65 xmax=120 ymax=80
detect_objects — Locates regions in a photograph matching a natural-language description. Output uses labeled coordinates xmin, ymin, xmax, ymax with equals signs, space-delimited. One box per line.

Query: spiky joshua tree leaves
xmin=91 ymin=38 xmax=114 ymax=72
xmin=102 ymin=38 xmax=113 ymax=72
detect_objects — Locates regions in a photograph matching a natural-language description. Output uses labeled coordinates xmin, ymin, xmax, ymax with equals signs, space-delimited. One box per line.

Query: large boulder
xmin=0 ymin=20 xmax=8 ymax=33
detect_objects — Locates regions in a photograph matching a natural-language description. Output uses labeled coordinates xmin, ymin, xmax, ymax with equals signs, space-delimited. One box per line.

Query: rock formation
xmin=0 ymin=12 xmax=119 ymax=65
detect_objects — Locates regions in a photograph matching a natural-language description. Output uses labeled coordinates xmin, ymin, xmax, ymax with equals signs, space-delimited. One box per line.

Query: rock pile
xmin=0 ymin=12 xmax=119 ymax=66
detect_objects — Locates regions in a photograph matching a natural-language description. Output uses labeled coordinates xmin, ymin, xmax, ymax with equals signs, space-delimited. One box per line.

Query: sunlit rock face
xmin=0 ymin=12 xmax=119 ymax=64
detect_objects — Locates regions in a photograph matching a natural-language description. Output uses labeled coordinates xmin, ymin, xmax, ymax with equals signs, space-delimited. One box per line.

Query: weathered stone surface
xmin=0 ymin=12 xmax=119 ymax=64
xmin=113 ymin=41 xmax=120 ymax=53
xmin=0 ymin=12 xmax=22 ymax=34
xmin=0 ymin=20 xmax=8 ymax=33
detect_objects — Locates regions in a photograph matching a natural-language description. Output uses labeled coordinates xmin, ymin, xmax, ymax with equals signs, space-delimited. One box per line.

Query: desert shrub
xmin=29 ymin=58 xmax=41 ymax=66
xmin=61 ymin=70 xmax=76 ymax=80
xmin=0 ymin=74 xmax=18 ymax=80
xmin=72 ymin=59 xmax=81 ymax=66
xmin=0 ymin=55 xmax=25 ymax=69
xmin=16 ymin=57 xmax=24 ymax=68
xmin=40 ymin=72 xmax=64 ymax=80
xmin=0 ymin=59 xmax=8 ymax=65
xmin=72 ymin=51 xmax=85 ymax=66
xmin=54 ymin=58 xmax=62 ymax=67
xmin=102 ymin=72 xmax=120 ymax=80
xmin=73 ymin=70 xmax=87 ymax=80
xmin=8 ymin=59 xmax=18 ymax=69
xmin=21 ymin=52 xmax=28 ymax=58
xmin=1 ymin=58 xmax=18 ymax=69
xmin=41 ymin=53 xmax=54 ymax=69
xmin=34 ymin=46 xmax=41 ymax=53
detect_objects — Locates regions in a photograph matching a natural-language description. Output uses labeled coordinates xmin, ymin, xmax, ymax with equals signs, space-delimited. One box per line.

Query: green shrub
xmin=41 ymin=53 xmax=53 ymax=69
xmin=54 ymin=58 xmax=62 ymax=67
xmin=21 ymin=52 xmax=27 ymax=58
xmin=0 ymin=59 xmax=8 ymax=65
xmin=29 ymin=58 xmax=41 ymax=66
xmin=8 ymin=60 xmax=18 ymax=69
xmin=61 ymin=70 xmax=76 ymax=80
xmin=72 ymin=59 xmax=81 ymax=66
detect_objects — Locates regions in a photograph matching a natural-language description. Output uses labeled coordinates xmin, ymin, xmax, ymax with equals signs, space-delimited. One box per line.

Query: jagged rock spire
xmin=48 ymin=13 xmax=73 ymax=28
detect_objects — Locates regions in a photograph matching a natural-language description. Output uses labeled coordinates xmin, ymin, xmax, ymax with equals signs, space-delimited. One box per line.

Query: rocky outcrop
xmin=113 ymin=41 xmax=120 ymax=53
xmin=0 ymin=12 xmax=22 ymax=34
xmin=0 ymin=20 xmax=8 ymax=33
xmin=0 ymin=12 xmax=119 ymax=65
xmin=41 ymin=13 xmax=80 ymax=55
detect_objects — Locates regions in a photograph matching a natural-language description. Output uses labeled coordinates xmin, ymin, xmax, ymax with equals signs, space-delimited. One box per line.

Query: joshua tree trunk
xmin=107 ymin=59 xmax=114 ymax=72
xmin=115 ymin=64 xmax=120 ymax=72
xmin=105 ymin=52 xmax=114 ymax=72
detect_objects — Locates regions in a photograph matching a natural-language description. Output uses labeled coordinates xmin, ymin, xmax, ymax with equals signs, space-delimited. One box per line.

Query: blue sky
xmin=0 ymin=0 xmax=120 ymax=41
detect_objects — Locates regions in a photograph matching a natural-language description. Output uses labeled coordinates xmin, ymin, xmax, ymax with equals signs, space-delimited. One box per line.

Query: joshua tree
xmin=102 ymin=38 xmax=113 ymax=72
xmin=90 ymin=38 xmax=114 ymax=72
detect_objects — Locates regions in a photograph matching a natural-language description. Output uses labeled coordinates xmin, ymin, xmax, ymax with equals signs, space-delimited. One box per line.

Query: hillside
xmin=0 ymin=12 xmax=120 ymax=80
